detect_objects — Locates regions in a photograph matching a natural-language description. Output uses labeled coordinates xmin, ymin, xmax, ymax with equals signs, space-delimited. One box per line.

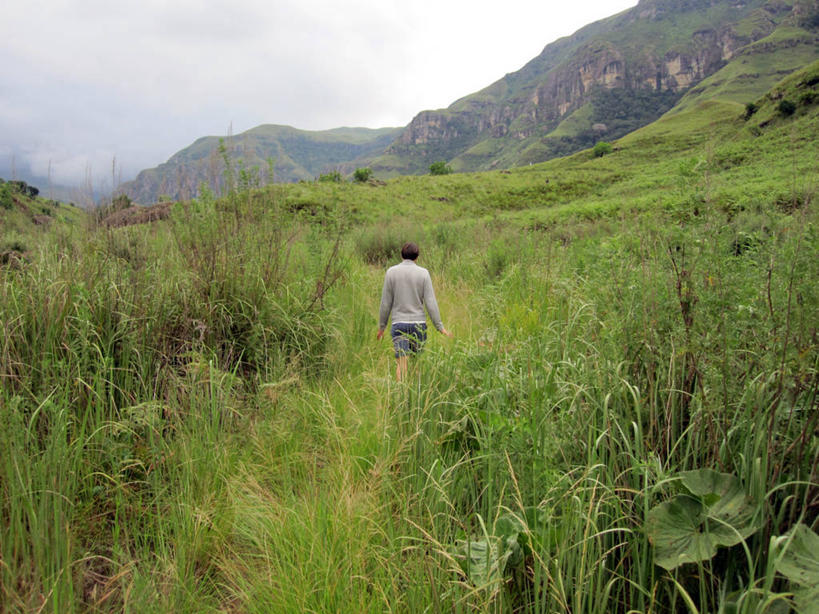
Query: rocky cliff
xmin=372 ymin=0 xmax=818 ymax=174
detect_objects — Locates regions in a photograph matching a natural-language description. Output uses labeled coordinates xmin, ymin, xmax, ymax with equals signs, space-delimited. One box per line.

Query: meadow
xmin=1 ymin=64 xmax=817 ymax=613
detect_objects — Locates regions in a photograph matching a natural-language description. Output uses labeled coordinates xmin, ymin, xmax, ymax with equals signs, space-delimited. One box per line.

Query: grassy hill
xmin=1 ymin=61 xmax=817 ymax=613
xmin=0 ymin=178 xmax=85 ymax=263
xmin=121 ymin=125 xmax=401 ymax=204
xmin=370 ymin=0 xmax=819 ymax=176
xmin=120 ymin=1 xmax=818 ymax=204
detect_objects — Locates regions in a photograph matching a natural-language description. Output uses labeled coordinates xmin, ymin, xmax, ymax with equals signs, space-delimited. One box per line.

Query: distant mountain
xmin=124 ymin=0 xmax=818 ymax=203
xmin=121 ymin=125 xmax=401 ymax=204
xmin=370 ymin=0 xmax=819 ymax=175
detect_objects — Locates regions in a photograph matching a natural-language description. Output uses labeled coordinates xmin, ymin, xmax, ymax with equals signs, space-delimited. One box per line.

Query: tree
xmin=778 ymin=99 xmax=796 ymax=117
xmin=429 ymin=161 xmax=452 ymax=176
xmin=593 ymin=141 xmax=613 ymax=158
xmin=353 ymin=167 xmax=373 ymax=183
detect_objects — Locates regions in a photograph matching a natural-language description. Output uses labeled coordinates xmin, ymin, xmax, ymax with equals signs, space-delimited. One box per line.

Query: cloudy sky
xmin=1 ymin=0 xmax=636 ymax=189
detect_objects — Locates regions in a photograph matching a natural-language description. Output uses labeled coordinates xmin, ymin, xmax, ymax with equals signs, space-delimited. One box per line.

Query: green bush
xmin=429 ymin=161 xmax=453 ymax=176
xmin=354 ymin=224 xmax=418 ymax=265
xmin=743 ymin=102 xmax=758 ymax=120
xmin=353 ymin=167 xmax=373 ymax=183
xmin=0 ymin=184 xmax=13 ymax=210
xmin=318 ymin=170 xmax=343 ymax=183
xmin=593 ymin=141 xmax=613 ymax=157
xmin=778 ymin=99 xmax=796 ymax=117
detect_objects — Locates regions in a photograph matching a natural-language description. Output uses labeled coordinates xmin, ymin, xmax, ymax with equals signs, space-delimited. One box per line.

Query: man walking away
xmin=377 ymin=242 xmax=452 ymax=380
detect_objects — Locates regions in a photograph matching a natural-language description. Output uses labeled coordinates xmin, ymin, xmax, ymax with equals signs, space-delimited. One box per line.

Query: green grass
xmin=1 ymin=63 xmax=818 ymax=613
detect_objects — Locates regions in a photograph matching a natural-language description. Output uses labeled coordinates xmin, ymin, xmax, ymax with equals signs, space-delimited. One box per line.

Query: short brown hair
xmin=401 ymin=242 xmax=419 ymax=260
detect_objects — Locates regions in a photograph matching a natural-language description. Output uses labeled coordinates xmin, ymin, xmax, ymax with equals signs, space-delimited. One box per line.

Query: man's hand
xmin=440 ymin=328 xmax=453 ymax=338
xmin=377 ymin=329 xmax=384 ymax=341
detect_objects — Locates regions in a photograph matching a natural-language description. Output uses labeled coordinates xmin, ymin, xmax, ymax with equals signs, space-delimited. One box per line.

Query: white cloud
xmin=0 ymin=0 xmax=636 ymax=186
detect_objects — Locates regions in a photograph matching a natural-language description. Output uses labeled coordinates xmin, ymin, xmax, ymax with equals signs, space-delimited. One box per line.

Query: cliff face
xmin=374 ymin=0 xmax=816 ymax=174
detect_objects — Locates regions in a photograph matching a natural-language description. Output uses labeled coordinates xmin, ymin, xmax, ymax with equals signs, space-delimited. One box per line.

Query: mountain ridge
xmin=120 ymin=125 xmax=401 ymax=204
xmin=372 ymin=0 xmax=818 ymax=175
xmin=122 ymin=0 xmax=819 ymax=204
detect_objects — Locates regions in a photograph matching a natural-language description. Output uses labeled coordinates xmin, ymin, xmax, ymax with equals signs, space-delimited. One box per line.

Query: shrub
xmin=744 ymin=102 xmax=758 ymax=120
xmin=778 ymin=99 xmax=796 ymax=117
xmin=318 ymin=170 xmax=342 ymax=183
xmin=355 ymin=224 xmax=418 ymax=265
xmin=429 ymin=161 xmax=453 ymax=176
xmin=8 ymin=180 xmax=26 ymax=194
xmin=112 ymin=194 xmax=132 ymax=210
xmin=0 ymin=184 xmax=13 ymax=210
xmin=593 ymin=141 xmax=613 ymax=158
xmin=353 ymin=167 xmax=373 ymax=183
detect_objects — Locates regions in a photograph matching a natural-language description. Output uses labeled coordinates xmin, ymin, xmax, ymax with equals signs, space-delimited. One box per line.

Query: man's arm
xmin=377 ymin=271 xmax=394 ymax=337
xmin=423 ymin=272 xmax=451 ymax=335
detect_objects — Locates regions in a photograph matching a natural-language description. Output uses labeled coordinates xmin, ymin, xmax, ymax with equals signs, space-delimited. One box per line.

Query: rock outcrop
xmin=373 ymin=0 xmax=817 ymax=174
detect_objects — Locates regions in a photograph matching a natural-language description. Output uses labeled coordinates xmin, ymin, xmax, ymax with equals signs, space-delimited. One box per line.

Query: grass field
xmin=1 ymin=63 xmax=818 ymax=613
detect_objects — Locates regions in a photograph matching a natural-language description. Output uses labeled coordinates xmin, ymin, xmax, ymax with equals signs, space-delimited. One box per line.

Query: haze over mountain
xmin=1 ymin=0 xmax=637 ymax=194
xmin=120 ymin=126 xmax=401 ymax=204
xmin=122 ymin=0 xmax=819 ymax=204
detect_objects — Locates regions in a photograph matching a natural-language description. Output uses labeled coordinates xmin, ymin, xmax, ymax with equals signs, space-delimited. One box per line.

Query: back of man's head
xmin=401 ymin=242 xmax=420 ymax=260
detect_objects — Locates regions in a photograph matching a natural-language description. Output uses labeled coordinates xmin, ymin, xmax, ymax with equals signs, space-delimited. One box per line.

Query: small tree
xmin=593 ymin=141 xmax=613 ymax=158
xmin=429 ymin=161 xmax=452 ymax=176
xmin=744 ymin=102 xmax=758 ymax=120
xmin=353 ymin=167 xmax=373 ymax=183
xmin=778 ymin=99 xmax=796 ymax=117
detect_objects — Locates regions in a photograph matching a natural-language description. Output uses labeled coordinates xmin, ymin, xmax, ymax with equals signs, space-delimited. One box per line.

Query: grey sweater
xmin=378 ymin=260 xmax=444 ymax=331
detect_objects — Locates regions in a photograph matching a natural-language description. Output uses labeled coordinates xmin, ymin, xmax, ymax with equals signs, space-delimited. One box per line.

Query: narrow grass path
xmin=211 ymin=264 xmax=474 ymax=611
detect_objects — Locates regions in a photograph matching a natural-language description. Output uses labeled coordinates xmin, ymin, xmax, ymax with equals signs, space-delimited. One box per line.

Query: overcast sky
xmin=1 ymin=0 xmax=636 ymax=189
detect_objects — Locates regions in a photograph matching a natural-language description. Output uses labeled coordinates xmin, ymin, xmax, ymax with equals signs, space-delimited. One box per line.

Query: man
xmin=377 ymin=242 xmax=452 ymax=380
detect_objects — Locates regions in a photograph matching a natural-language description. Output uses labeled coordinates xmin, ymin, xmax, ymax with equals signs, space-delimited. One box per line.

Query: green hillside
xmin=120 ymin=0 xmax=818 ymax=205
xmin=370 ymin=0 xmax=819 ymax=176
xmin=0 ymin=178 xmax=84 ymax=263
xmin=121 ymin=125 xmax=401 ymax=204
xmin=2 ymin=60 xmax=817 ymax=612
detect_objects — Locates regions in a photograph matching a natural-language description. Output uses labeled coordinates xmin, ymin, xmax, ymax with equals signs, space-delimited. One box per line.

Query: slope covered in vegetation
xmin=371 ymin=0 xmax=819 ymax=175
xmin=1 ymin=62 xmax=817 ymax=613
xmin=0 ymin=178 xmax=84 ymax=265
xmin=121 ymin=125 xmax=402 ymax=204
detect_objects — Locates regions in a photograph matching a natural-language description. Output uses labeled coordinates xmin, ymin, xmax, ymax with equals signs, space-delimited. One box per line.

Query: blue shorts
xmin=391 ymin=322 xmax=427 ymax=358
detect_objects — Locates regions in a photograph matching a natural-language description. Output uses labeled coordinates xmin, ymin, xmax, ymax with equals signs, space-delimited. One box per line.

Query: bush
xmin=0 ymin=184 xmax=13 ymax=210
xmin=355 ymin=224 xmax=419 ymax=265
xmin=429 ymin=161 xmax=453 ymax=176
xmin=318 ymin=170 xmax=343 ymax=183
xmin=744 ymin=102 xmax=758 ymax=120
xmin=778 ymin=99 xmax=796 ymax=117
xmin=593 ymin=141 xmax=613 ymax=157
xmin=353 ymin=167 xmax=373 ymax=183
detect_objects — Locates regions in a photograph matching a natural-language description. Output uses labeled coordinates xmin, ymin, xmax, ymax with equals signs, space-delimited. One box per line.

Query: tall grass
xmin=1 ymin=131 xmax=817 ymax=611
xmin=0 ymin=187 xmax=345 ymax=612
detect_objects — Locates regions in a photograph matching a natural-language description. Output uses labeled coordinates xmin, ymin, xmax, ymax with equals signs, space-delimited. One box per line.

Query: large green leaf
xmin=454 ymin=536 xmax=512 ymax=589
xmin=646 ymin=470 xmax=761 ymax=570
xmin=453 ymin=512 xmax=529 ymax=588
xmin=774 ymin=524 xmax=819 ymax=614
